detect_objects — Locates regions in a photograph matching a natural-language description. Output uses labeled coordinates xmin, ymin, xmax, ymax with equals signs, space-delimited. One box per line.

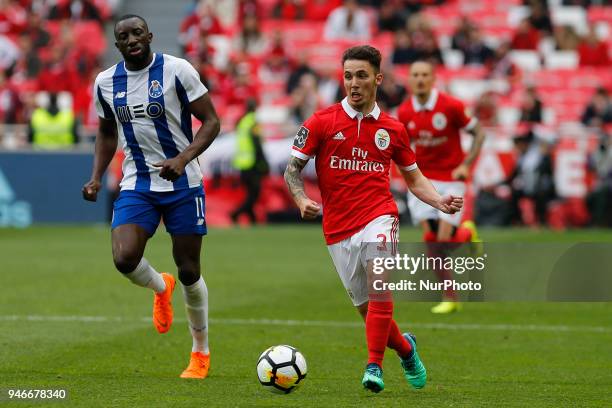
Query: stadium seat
xmin=552 ymin=6 xmax=588 ymax=35
xmin=509 ymin=50 xmax=541 ymax=71
xmin=544 ymin=51 xmax=578 ymax=70
xmin=442 ymin=49 xmax=464 ymax=69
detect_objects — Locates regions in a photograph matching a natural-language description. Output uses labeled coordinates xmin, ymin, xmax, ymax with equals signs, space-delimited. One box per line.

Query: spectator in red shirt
xmin=578 ymin=26 xmax=611 ymax=67
xmin=510 ymin=18 xmax=540 ymax=50
xmin=179 ymin=2 xmax=224 ymax=53
xmin=0 ymin=0 xmax=27 ymax=36
xmin=304 ymin=0 xmax=341 ymax=21
xmin=0 ymin=68 xmax=22 ymax=123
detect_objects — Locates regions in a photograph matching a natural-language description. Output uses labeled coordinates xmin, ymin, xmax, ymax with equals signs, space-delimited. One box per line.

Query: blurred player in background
xmin=397 ymin=61 xmax=485 ymax=314
xmin=284 ymin=45 xmax=463 ymax=393
xmin=82 ymin=15 xmax=220 ymax=379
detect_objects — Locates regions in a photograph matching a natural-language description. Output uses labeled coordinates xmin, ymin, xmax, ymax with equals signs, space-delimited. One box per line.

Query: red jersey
xmin=397 ymin=89 xmax=477 ymax=181
xmin=292 ymin=98 xmax=417 ymax=245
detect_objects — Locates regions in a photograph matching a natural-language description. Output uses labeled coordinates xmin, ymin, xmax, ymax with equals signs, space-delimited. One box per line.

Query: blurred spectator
xmin=520 ymin=85 xmax=543 ymax=123
xmin=0 ymin=34 xmax=19 ymax=70
xmin=179 ymin=1 xmax=224 ymax=53
xmin=577 ymin=26 xmax=611 ymax=67
xmin=0 ymin=68 xmax=21 ymax=123
xmin=391 ymin=29 xmax=419 ymax=64
xmin=223 ymin=62 xmax=259 ymax=106
xmin=451 ymin=16 xmax=475 ymax=51
xmin=376 ymin=69 xmax=406 ymax=111
xmin=460 ymin=27 xmax=495 ymax=66
xmin=238 ymin=0 xmax=261 ymax=23
xmin=417 ymin=34 xmax=443 ymax=66
xmin=272 ymin=0 xmax=304 ymax=20
xmin=231 ymin=98 xmax=269 ymax=224
xmin=0 ymin=0 xmax=27 ymax=36
xmin=304 ymin=0 xmax=341 ymax=21
xmin=290 ymin=72 xmax=321 ymax=123
xmin=406 ymin=13 xmax=442 ymax=65
xmin=581 ymin=87 xmax=612 ymax=127
xmin=317 ymin=65 xmax=342 ymax=106
xmin=486 ymin=41 xmax=521 ymax=86
xmin=507 ymin=129 xmax=556 ymax=225
xmin=378 ymin=1 xmax=405 ymax=32
xmin=528 ymin=1 xmax=552 ymax=35
xmin=258 ymin=30 xmax=291 ymax=83
xmin=511 ymin=18 xmax=540 ymax=50
xmin=233 ymin=14 xmax=267 ymax=55
xmin=28 ymin=93 xmax=78 ymax=148
xmin=554 ymin=24 xmax=580 ymax=51
xmin=473 ymin=91 xmax=498 ymax=126
xmin=48 ymin=0 xmax=103 ymax=23
xmin=587 ymin=132 xmax=612 ymax=227
xmin=23 ymin=12 xmax=50 ymax=49
xmin=323 ymin=0 xmax=371 ymax=41
xmin=286 ymin=53 xmax=315 ymax=94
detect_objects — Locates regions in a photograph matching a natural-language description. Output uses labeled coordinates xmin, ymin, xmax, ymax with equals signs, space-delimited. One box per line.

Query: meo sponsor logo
xmin=115 ymin=102 xmax=165 ymax=123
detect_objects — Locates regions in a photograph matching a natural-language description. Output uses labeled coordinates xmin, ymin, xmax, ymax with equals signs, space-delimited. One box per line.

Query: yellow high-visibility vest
xmin=233 ymin=112 xmax=257 ymax=170
xmin=31 ymin=108 xmax=75 ymax=148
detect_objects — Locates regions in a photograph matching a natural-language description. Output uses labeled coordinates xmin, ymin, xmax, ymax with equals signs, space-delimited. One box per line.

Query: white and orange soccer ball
xmin=256 ymin=345 xmax=307 ymax=394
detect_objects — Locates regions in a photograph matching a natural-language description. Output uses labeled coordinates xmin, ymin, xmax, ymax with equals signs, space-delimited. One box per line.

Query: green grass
xmin=1 ymin=225 xmax=611 ymax=407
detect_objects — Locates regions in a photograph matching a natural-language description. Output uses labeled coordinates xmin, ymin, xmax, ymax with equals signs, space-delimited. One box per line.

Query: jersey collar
xmin=341 ymin=97 xmax=381 ymax=120
xmin=411 ymin=88 xmax=439 ymax=112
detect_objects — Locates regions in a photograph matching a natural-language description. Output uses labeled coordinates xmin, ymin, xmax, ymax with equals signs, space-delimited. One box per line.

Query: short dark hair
xmin=115 ymin=14 xmax=149 ymax=32
xmin=342 ymin=45 xmax=381 ymax=72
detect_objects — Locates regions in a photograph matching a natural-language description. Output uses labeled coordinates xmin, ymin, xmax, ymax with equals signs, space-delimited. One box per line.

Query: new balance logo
xmin=333 ymin=132 xmax=345 ymax=140
xmin=115 ymin=92 xmax=126 ymax=99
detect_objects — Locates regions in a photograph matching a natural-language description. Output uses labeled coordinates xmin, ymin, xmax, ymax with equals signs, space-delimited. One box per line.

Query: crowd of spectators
xmin=0 ymin=0 xmax=114 ymax=127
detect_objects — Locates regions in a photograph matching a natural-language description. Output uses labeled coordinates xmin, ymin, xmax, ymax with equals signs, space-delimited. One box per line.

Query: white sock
xmin=123 ymin=258 xmax=166 ymax=293
xmin=181 ymin=276 xmax=209 ymax=354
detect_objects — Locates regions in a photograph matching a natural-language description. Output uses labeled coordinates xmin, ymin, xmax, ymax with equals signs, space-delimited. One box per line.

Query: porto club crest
xmin=149 ymin=80 xmax=163 ymax=98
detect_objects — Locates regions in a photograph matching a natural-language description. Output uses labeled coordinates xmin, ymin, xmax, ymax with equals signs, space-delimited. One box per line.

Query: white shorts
xmin=407 ymin=180 xmax=465 ymax=227
xmin=327 ymin=215 xmax=399 ymax=306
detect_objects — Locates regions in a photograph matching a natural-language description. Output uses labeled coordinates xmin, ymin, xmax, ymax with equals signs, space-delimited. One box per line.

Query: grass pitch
xmin=1 ymin=225 xmax=611 ymax=407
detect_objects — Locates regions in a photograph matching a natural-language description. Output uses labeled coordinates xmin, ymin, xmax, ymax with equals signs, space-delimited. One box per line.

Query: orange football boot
xmin=180 ymin=352 xmax=210 ymax=379
xmin=153 ymin=273 xmax=175 ymax=334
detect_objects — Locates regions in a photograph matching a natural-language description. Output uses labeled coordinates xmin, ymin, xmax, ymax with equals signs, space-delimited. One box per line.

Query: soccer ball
xmin=256 ymin=345 xmax=307 ymax=394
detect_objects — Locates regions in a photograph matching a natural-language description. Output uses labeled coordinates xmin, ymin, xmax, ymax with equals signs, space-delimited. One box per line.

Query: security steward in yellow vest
xmin=231 ymin=99 xmax=269 ymax=224
xmin=29 ymin=93 xmax=77 ymax=149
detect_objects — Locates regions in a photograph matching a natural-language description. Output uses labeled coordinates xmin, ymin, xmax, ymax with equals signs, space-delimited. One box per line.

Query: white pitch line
xmin=0 ymin=315 xmax=610 ymax=333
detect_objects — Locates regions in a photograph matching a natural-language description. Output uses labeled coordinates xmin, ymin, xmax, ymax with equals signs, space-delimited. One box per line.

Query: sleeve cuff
xmin=401 ymin=163 xmax=418 ymax=172
xmin=291 ymin=149 xmax=312 ymax=161
xmin=188 ymin=87 xmax=208 ymax=103
xmin=463 ymin=117 xmax=478 ymax=131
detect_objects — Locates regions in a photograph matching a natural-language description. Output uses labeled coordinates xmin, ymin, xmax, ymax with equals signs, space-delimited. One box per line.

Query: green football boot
xmin=400 ymin=333 xmax=427 ymax=389
xmin=362 ymin=363 xmax=384 ymax=393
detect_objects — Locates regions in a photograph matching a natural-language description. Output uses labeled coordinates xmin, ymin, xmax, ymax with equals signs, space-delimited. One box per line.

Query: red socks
xmin=387 ymin=319 xmax=412 ymax=358
xmin=365 ymin=301 xmax=393 ymax=367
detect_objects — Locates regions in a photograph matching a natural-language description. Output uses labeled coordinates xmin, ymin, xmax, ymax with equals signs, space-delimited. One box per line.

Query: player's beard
xmin=124 ymin=43 xmax=152 ymax=67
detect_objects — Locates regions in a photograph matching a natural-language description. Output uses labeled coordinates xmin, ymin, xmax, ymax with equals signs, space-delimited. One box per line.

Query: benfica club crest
xmin=149 ymin=80 xmax=163 ymax=98
xmin=432 ymin=112 xmax=447 ymax=130
xmin=374 ymin=129 xmax=390 ymax=150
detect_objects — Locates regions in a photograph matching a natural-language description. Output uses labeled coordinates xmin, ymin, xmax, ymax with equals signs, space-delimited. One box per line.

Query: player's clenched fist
xmin=153 ymin=157 xmax=187 ymax=182
xmin=438 ymin=195 xmax=463 ymax=214
xmin=297 ymin=198 xmax=321 ymax=220
xmin=82 ymin=179 xmax=101 ymax=202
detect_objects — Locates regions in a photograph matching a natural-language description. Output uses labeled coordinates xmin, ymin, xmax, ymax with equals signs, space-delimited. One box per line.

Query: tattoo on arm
xmin=284 ymin=156 xmax=308 ymax=202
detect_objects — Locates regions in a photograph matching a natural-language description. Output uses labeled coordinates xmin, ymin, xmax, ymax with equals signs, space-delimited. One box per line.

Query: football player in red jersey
xmin=397 ymin=61 xmax=485 ymax=314
xmin=284 ymin=45 xmax=463 ymax=393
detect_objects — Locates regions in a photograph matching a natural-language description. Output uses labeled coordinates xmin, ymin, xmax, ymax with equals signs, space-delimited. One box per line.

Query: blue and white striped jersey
xmin=94 ymin=53 xmax=207 ymax=192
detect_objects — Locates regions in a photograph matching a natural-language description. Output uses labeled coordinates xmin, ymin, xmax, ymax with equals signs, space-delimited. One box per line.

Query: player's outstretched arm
xmin=452 ymin=122 xmax=485 ymax=180
xmin=154 ymin=94 xmax=221 ymax=182
xmin=400 ymin=167 xmax=463 ymax=214
xmin=82 ymin=117 xmax=118 ymax=202
xmin=284 ymin=156 xmax=320 ymax=220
